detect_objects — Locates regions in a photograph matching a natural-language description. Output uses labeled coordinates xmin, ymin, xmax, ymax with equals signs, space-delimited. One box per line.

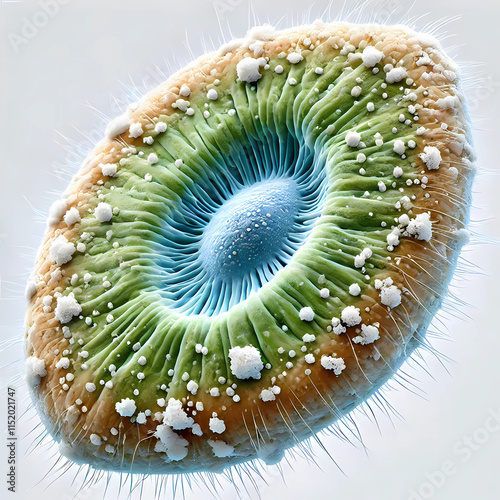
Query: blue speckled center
xmin=156 ymin=132 xmax=327 ymax=317
xmin=200 ymin=178 xmax=299 ymax=278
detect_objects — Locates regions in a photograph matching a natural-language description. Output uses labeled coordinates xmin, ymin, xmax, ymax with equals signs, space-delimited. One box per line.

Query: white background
xmin=1 ymin=1 xmax=499 ymax=499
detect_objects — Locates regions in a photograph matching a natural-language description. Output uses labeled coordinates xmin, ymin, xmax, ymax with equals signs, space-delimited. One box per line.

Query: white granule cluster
xmin=49 ymin=235 xmax=75 ymax=266
xmin=55 ymin=294 xmax=82 ymax=324
xmin=237 ymin=57 xmax=264 ymax=83
xmin=90 ymin=434 xmax=102 ymax=446
xmin=163 ymin=398 xmax=194 ymax=430
xmin=100 ymin=163 xmax=117 ymax=177
xmin=341 ymin=306 xmax=362 ymax=327
xmin=299 ymin=306 xmax=314 ymax=322
xmin=385 ymin=67 xmax=408 ymax=84
xmin=55 ymin=357 xmax=70 ymax=369
xmin=351 ymin=86 xmax=362 ymax=97
xmin=393 ymin=140 xmax=405 ymax=156
xmin=172 ymin=99 xmax=191 ymax=113
xmin=129 ymin=122 xmax=143 ymax=138
xmin=195 ymin=344 xmax=209 ymax=355
xmin=208 ymin=439 xmax=234 ymax=458
xmin=406 ymin=212 xmax=432 ymax=241
xmin=209 ymin=417 xmax=226 ymax=434
xmin=375 ymin=277 xmax=402 ymax=309
xmin=345 ymin=131 xmax=361 ymax=147
xmin=115 ymin=398 xmax=137 ymax=417
xmin=186 ymin=380 xmax=199 ymax=395
xmin=387 ymin=228 xmax=400 ymax=247
xmin=191 ymin=423 xmax=203 ymax=436
xmin=340 ymin=43 xmax=355 ymax=56
xmin=207 ymin=89 xmax=219 ymax=100
xmin=246 ymin=23 xmax=275 ymax=41
xmin=147 ymin=153 xmax=158 ymax=164
xmin=393 ymin=166 xmax=403 ymax=178
xmin=154 ymin=422 xmax=189 ymax=461
xmin=305 ymin=353 xmax=315 ymax=364
xmin=436 ymin=95 xmax=459 ymax=109
xmin=302 ymin=333 xmax=316 ymax=343
xmin=228 ymin=345 xmax=264 ymax=380
xmin=94 ymin=202 xmax=112 ymax=222
xmin=416 ymin=53 xmax=432 ymax=66
xmin=404 ymin=92 xmax=418 ymax=102
xmin=64 ymin=207 xmax=81 ymax=227
xmin=249 ymin=40 xmax=264 ymax=56
xmin=25 ymin=356 xmax=47 ymax=387
xmin=105 ymin=114 xmax=130 ymax=139
xmin=287 ymin=52 xmax=303 ymax=64
xmin=320 ymin=356 xmax=346 ymax=375
xmin=353 ymin=324 xmax=380 ymax=345
xmin=259 ymin=385 xmax=281 ymax=402
xmin=85 ymin=382 xmax=96 ymax=392
xmin=398 ymin=195 xmax=412 ymax=211
xmin=259 ymin=389 xmax=275 ymax=402
xmin=399 ymin=214 xmax=410 ymax=226
xmin=47 ymin=199 xmax=67 ymax=226
xmin=362 ymin=46 xmax=383 ymax=68
xmin=155 ymin=121 xmax=167 ymax=133
xmin=354 ymin=247 xmax=372 ymax=268
xmin=320 ymin=288 xmax=330 ymax=299
xmin=179 ymin=84 xmax=191 ymax=97
xmin=420 ymin=146 xmax=442 ymax=170
xmin=136 ymin=412 xmax=147 ymax=424
xmin=349 ymin=284 xmax=361 ymax=296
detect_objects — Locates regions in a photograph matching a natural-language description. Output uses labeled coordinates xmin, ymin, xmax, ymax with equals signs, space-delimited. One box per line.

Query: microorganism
xmin=24 ymin=20 xmax=474 ymax=487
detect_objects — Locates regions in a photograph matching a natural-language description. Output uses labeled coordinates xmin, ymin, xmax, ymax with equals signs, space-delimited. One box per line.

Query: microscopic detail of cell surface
xmin=25 ymin=22 xmax=475 ymax=474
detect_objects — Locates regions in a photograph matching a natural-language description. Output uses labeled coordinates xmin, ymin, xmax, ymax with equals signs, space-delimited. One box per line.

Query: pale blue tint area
xmin=157 ymin=132 xmax=327 ymax=316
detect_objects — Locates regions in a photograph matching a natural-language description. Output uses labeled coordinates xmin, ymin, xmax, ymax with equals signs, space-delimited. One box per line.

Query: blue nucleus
xmin=199 ymin=178 xmax=299 ymax=279
xmin=155 ymin=132 xmax=328 ymax=317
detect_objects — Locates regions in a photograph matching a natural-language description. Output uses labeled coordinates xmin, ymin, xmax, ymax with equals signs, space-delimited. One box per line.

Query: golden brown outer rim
xmin=25 ymin=22 xmax=474 ymax=472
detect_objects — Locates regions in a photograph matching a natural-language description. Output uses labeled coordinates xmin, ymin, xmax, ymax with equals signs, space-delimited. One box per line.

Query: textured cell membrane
xmin=24 ymin=21 xmax=475 ymax=483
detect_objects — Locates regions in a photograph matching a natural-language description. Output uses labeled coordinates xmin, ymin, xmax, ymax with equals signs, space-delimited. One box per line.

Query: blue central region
xmin=200 ymin=178 xmax=299 ymax=278
xmin=155 ymin=132 xmax=328 ymax=317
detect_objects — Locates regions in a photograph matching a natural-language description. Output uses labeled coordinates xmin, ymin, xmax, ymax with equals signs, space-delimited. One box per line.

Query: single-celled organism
xmin=25 ymin=22 xmax=475 ymax=474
